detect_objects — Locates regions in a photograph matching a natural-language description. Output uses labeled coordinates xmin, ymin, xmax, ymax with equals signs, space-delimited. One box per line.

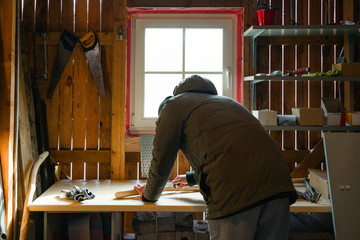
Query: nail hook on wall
xmin=117 ymin=26 xmax=125 ymax=41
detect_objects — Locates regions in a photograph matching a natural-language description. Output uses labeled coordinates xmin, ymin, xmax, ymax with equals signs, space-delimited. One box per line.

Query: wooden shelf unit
xmin=243 ymin=25 xmax=360 ymax=70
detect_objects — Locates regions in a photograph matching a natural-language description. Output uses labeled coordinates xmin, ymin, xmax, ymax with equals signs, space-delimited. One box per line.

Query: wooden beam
xmin=25 ymin=32 xmax=113 ymax=46
xmin=111 ymin=0 xmax=127 ymax=180
xmin=125 ymin=137 xmax=140 ymax=152
xmin=290 ymin=139 xmax=325 ymax=178
xmin=49 ymin=150 xmax=111 ymax=164
xmin=281 ymin=149 xmax=310 ymax=163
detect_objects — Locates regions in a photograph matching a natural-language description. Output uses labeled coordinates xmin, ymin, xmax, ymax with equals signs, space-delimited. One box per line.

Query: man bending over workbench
xmin=134 ymin=75 xmax=297 ymax=240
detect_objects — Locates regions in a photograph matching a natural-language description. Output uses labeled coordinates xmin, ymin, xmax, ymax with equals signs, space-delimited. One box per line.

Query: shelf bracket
xmin=250 ymin=30 xmax=265 ymax=71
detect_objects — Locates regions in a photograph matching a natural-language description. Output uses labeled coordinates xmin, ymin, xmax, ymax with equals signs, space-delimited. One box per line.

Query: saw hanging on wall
xmin=79 ymin=30 xmax=106 ymax=98
xmin=47 ymin=30 xmax=106 ymax=99
xmin=47 ymin=30 xmax=78 ymax=99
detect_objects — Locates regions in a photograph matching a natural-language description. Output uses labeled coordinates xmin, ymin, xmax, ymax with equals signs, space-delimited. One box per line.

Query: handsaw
xmin=79 ymin=30 xmax=106 ymax=98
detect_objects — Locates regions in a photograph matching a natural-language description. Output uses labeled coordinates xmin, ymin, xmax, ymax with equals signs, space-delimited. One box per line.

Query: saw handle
xmin=115 ymin=189 xmax=139 ymax=199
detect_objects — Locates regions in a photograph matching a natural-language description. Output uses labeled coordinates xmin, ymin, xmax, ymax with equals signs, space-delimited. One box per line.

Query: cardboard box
xmin=321 ymin=98 xmax=345 ymax=126
xmin=345 ymin=112 xmax=360 ymax=126
xmin=291 ymin=108 xmax=324 ymax=126
xmin=252 ymin=110 xmax=277 ymax=126
xmin=309 ymin=169 xmax=329 ymax=199
xmin=277 ymin=115 xmax=297 ymax=126
xmin=332 ymin=62 xmax=360 ymax=76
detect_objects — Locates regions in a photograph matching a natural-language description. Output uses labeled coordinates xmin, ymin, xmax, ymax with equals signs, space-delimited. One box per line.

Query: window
xmin=129 ymin=12 xmax=240 ymax=134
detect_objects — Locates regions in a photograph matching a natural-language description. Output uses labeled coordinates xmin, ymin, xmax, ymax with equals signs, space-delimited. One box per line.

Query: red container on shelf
xmin=257 ymin=9 xmax=276 ymax=25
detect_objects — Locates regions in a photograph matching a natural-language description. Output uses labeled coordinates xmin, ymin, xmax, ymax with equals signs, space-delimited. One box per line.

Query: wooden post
xmin=111 ymin=0 xmax=127 ymax=180
xmin=0 ymin=0 xmax=17 ymax=238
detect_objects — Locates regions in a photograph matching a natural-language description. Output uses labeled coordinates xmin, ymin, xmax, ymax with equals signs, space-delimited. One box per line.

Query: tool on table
xmin=284 ymin=67 xmax=310 ymax=76
xmin=79 ymin=30 xmax=106 ymax=98
xmin=115 ymin=182 xmax=199 ymax=199
xmin=302 ymin=178 xmax=321 ymax=203
xmin=47 ymin=30 xmax=78 ymax=99
xmin=61 ymin=185 xmax=95 ymax=202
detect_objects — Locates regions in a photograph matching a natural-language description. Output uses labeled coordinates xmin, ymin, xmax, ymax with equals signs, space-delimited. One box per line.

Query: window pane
xmin=185 ymin=74 xmax=223 ymax=95
xmin=144 ymin=74 xmax=182 ymax=118
xmin=145 ymin=29 xmax=183 ymax=72
xmin=185 ymin=29 xmax=223 ymax=72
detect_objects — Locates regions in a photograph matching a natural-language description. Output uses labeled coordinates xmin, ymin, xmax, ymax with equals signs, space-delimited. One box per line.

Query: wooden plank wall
xmin=21 ymin=0 xmax=359 ymax=179
xmin=22 ymin=0 xmax=114 ymax=180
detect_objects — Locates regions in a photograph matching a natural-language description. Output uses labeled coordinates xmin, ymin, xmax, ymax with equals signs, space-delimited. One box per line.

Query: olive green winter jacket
xmin=143 ymin=75 xmax=297 ymax=219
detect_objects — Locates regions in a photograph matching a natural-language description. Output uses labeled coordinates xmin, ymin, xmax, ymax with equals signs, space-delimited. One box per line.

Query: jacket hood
xmin=173 ymin=75 xmax=218 ymax=96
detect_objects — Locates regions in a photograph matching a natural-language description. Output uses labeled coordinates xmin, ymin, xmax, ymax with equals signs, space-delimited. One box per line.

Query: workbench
xmin=29 ymin=179 xmax=331 ymax=239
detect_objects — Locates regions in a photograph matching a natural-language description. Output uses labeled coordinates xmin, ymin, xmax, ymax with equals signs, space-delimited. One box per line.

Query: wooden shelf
xmin=243 ymin=25 xmax=360 ymax=70
xmin=243 ymin=25 xmax=360 ymax=37
xmin=244 ymin=75 xmax=360 ymax=83
xmin=246 ymin=75 xmax=360 ymax=112
xmin=263 ymin=125 xmax=360 ymax=131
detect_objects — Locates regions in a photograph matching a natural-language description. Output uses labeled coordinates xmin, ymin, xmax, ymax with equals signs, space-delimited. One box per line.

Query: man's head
xmin=173 ymin=75 xmax=218 ymax=96
xmin=158 ymin=96 xmax=173 ymax=116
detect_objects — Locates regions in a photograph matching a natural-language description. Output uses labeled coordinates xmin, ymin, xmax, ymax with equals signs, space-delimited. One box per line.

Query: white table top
xmin=29 ymin=180 xmax=331 ymax=213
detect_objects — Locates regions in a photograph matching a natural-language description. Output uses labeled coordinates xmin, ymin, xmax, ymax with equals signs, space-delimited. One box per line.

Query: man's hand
xmin=171 ymin=174 xmax=189 ymax=188
xmin=134 ymin=183 xmax=146 ymax=197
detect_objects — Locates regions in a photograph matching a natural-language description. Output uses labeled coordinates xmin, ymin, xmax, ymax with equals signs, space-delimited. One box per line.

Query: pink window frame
xmin=126 ymin=8 xmax=243 ymax=134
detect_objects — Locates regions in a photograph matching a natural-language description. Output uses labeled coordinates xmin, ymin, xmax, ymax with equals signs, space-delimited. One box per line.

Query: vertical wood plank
xmin=46 ymin=0 xmax=62 ymax=153
xmin=309 ymin=0 xmax=322 ymax=149
xmin=22 ymin=0 xmax=35 ymax=31
xmin=294 ymin=0 xmax=307 ymax=151
xmin=322 ymin=45 xmax=335 ymax=99
xmin=269 ymin=45 xmax=282 ymax=147
xmin=35 ymin=0 xmax=47 ymax=32
xmin=86 ymin=0 xmax=102 ymax=179
xmin=89 ymin=0 xmax=101 ymax=32
xmin=99 ymin=0 xmax=113 ymax=151
xmin=84 ymin=1 xmax=100 ymax=150
xmin=283 ymin=45 xmax=295 ymax=150
xmin=111 ymin=0 xmax=127 ymax=180
xmin=255 ymin=45 xmax=269 ymax=110
xmin=72 ymin=0 xmax=88 ymax=179
xmin=0 ymin=0 xmax=16 ymax=237
xmin=58 ymin=0 xmax=75 ymax=178
xmin=72 ymin=44 xmax=87 ymax=179
xmin=282 ymin=0 xmax=295 ymax=152
xmin=99 ymin=46 xmax=112 ymax=150
xmin=343 ymin=0 xmax=355 ymax=111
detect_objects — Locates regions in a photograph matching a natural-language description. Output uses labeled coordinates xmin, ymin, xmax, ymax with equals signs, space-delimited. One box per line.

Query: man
xmin=134 ymin=75 xmax=297 ymax=240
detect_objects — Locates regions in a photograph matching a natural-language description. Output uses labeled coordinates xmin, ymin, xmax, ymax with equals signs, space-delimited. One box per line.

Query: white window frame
xmin=129 ymin=14 xmax=238 ymax=134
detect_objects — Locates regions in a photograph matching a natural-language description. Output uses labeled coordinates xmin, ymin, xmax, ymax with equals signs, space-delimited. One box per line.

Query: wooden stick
xmin=19 ymin=151 xmax=49 ymax=240
xmin=115 ymin=184 xmax=200 ymax=199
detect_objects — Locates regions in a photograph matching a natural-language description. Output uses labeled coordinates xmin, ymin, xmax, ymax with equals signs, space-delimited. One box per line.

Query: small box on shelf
xmin=345 ymin=112 xmax=360 ymax=126
xmin=309 ymin=169 xmax=329 ymax=199
xmin=291 ymin=108 xmax=324 ymax=126
xmin=321 ymin=98 xmax=345 ymax=126
xmin=332 ymin=62 xmax=360 ymax=76
xmin=252 ymin=110 xmax=277 ymax=126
